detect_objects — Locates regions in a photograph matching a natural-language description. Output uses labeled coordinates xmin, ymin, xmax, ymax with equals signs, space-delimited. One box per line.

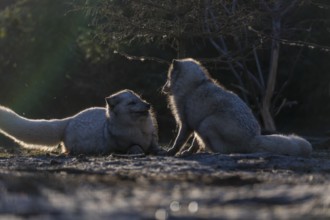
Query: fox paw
xmin=179 ymin=149 xmax=193 ymax=157
xmin=166 ymin=148 xmax=178 ymax=156
xmin=153 ymin=148 xmax=167 ymax=156
xmin=127 ymin=145 xmax=145 ymax=155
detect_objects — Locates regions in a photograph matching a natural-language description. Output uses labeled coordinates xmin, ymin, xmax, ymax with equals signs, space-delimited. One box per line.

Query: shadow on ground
xmin=0 ymin=149 xmax=330 ymax=219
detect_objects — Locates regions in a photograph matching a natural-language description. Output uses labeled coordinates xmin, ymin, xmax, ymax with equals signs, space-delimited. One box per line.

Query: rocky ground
xmin=0 ymin=146 xmax=330 ymax=220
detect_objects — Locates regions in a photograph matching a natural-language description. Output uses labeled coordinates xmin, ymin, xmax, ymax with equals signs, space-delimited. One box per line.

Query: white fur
xmin=251 ymin=134 xmax=312 ymax=156
xmin=0 ymin=106 xmax=69 ymax=148
xmin=0 ymin=90 xmax=161 ymax=155
xmin=164 ymin=58 xmax=312 ymax=157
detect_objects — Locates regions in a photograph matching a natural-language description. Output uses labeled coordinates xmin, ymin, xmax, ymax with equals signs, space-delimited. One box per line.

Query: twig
xmin=113 ymin=50 xmax=171 ymax=65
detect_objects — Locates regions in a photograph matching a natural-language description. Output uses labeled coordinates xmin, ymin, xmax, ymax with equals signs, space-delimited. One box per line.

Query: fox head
xmin=162 ymin=58 xmax=210 ymax=95
xmin=106 ymin=90 xmax=151 ymax=119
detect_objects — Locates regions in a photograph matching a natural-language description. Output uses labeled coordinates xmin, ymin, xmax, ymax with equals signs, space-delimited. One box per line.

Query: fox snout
xmin=132 ymin=101 xmax=151 ymax=115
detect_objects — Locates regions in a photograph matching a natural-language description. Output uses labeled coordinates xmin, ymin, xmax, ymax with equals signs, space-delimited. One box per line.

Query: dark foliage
xmin=0 ymin=0 xmax=329 ymax=146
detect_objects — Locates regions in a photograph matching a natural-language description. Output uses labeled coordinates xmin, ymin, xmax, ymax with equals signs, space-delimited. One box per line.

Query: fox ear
xmin=105 ymin=96 xmax=119 ymax=109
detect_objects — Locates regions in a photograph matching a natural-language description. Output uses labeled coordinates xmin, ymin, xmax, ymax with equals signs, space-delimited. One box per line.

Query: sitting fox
xmin=163 ymin=58 xmax=312 ymax=157
xmin=0 ymin=90 xmax=163 ymax=155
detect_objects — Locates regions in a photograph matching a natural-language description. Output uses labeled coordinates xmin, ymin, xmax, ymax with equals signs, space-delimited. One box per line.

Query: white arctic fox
xmin=0 ymin=90 xmax=163 ymax=155
xmin=163 ymin=58 xmax=312 ymax=157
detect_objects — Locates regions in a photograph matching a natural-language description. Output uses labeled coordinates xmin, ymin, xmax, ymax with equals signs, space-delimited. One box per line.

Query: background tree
xmin=74 ymin=0 xmax=330 ymax=131
xmin=203 ymin=0 xmax=304 ymax=131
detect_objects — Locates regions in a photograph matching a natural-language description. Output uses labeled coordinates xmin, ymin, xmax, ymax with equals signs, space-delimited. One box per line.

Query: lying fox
xmin=0 ymin=90 xmax=163 ymax=155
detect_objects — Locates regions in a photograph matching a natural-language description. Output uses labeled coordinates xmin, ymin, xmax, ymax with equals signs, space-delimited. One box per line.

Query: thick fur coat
xmin=163 ymin=58 xmax=312 ymax=157
xmin=0 ymin=90 xmax=162 ymax=155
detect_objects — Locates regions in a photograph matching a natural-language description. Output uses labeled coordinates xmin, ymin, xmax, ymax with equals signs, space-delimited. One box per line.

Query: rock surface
xmin=0 ymin=150 xmax=330 ymax=219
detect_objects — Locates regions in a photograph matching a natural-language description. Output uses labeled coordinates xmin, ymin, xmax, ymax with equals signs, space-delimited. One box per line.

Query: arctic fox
xmin=163 ymin=58 xmax=312 ymax=157
xmin=0 ymin=90 xmax=163 ymax=155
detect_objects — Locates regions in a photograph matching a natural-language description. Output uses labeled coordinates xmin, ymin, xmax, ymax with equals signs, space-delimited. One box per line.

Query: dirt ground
xmin=0 ymin=147 xmax=330 ymax=220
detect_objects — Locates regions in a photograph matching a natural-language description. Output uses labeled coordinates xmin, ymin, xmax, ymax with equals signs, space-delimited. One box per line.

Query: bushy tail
xmin=250 ymin=134 xmax=312 ymax=157
xmin=0 ymin=106 xmax=70 ymax=149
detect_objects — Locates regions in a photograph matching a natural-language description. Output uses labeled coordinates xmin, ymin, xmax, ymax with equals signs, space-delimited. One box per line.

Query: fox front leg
xmin=148 ymin=133 xmax=167 ymax=156
xmin=179 ymin=135 xmax=199 ymax=157
xmin=167 ymin=125 xmax=193 ymax=156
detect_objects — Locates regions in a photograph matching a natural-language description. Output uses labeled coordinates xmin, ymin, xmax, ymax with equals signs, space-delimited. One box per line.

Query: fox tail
xmin=250 ymin=134 xmax=312 ymax=157
xmin=0 ymin=106 xmax=70 ymax=150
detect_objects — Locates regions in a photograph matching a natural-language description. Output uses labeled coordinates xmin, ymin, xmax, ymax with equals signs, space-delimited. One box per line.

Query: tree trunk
xmin=261 ymin=15 xmax=281 ymax=131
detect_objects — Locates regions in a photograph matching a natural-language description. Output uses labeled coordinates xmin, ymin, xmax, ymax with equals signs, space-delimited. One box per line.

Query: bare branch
xmin=219 ymin=0 xmax=231 ymax=15
xmin=274 ymin=99 xmax=298 ymax=116
xmin=231 ymin=0 xmax=238 ymax=13
xmin=281 ymin=0 xmax=299 ymax=16
xmin=113 ymin=50 xmax=170 ymax=65
xmin=253 ymin=46 xmax=265 ymax=89
xmin=248 ymin=26 xmax=330 ymax=52
xmin=260 ymin=0 xmax=272 ymax=12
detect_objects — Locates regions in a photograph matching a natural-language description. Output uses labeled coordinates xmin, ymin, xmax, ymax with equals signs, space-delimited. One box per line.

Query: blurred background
xmin=0 ymin=0 xmax=329 ymax=146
